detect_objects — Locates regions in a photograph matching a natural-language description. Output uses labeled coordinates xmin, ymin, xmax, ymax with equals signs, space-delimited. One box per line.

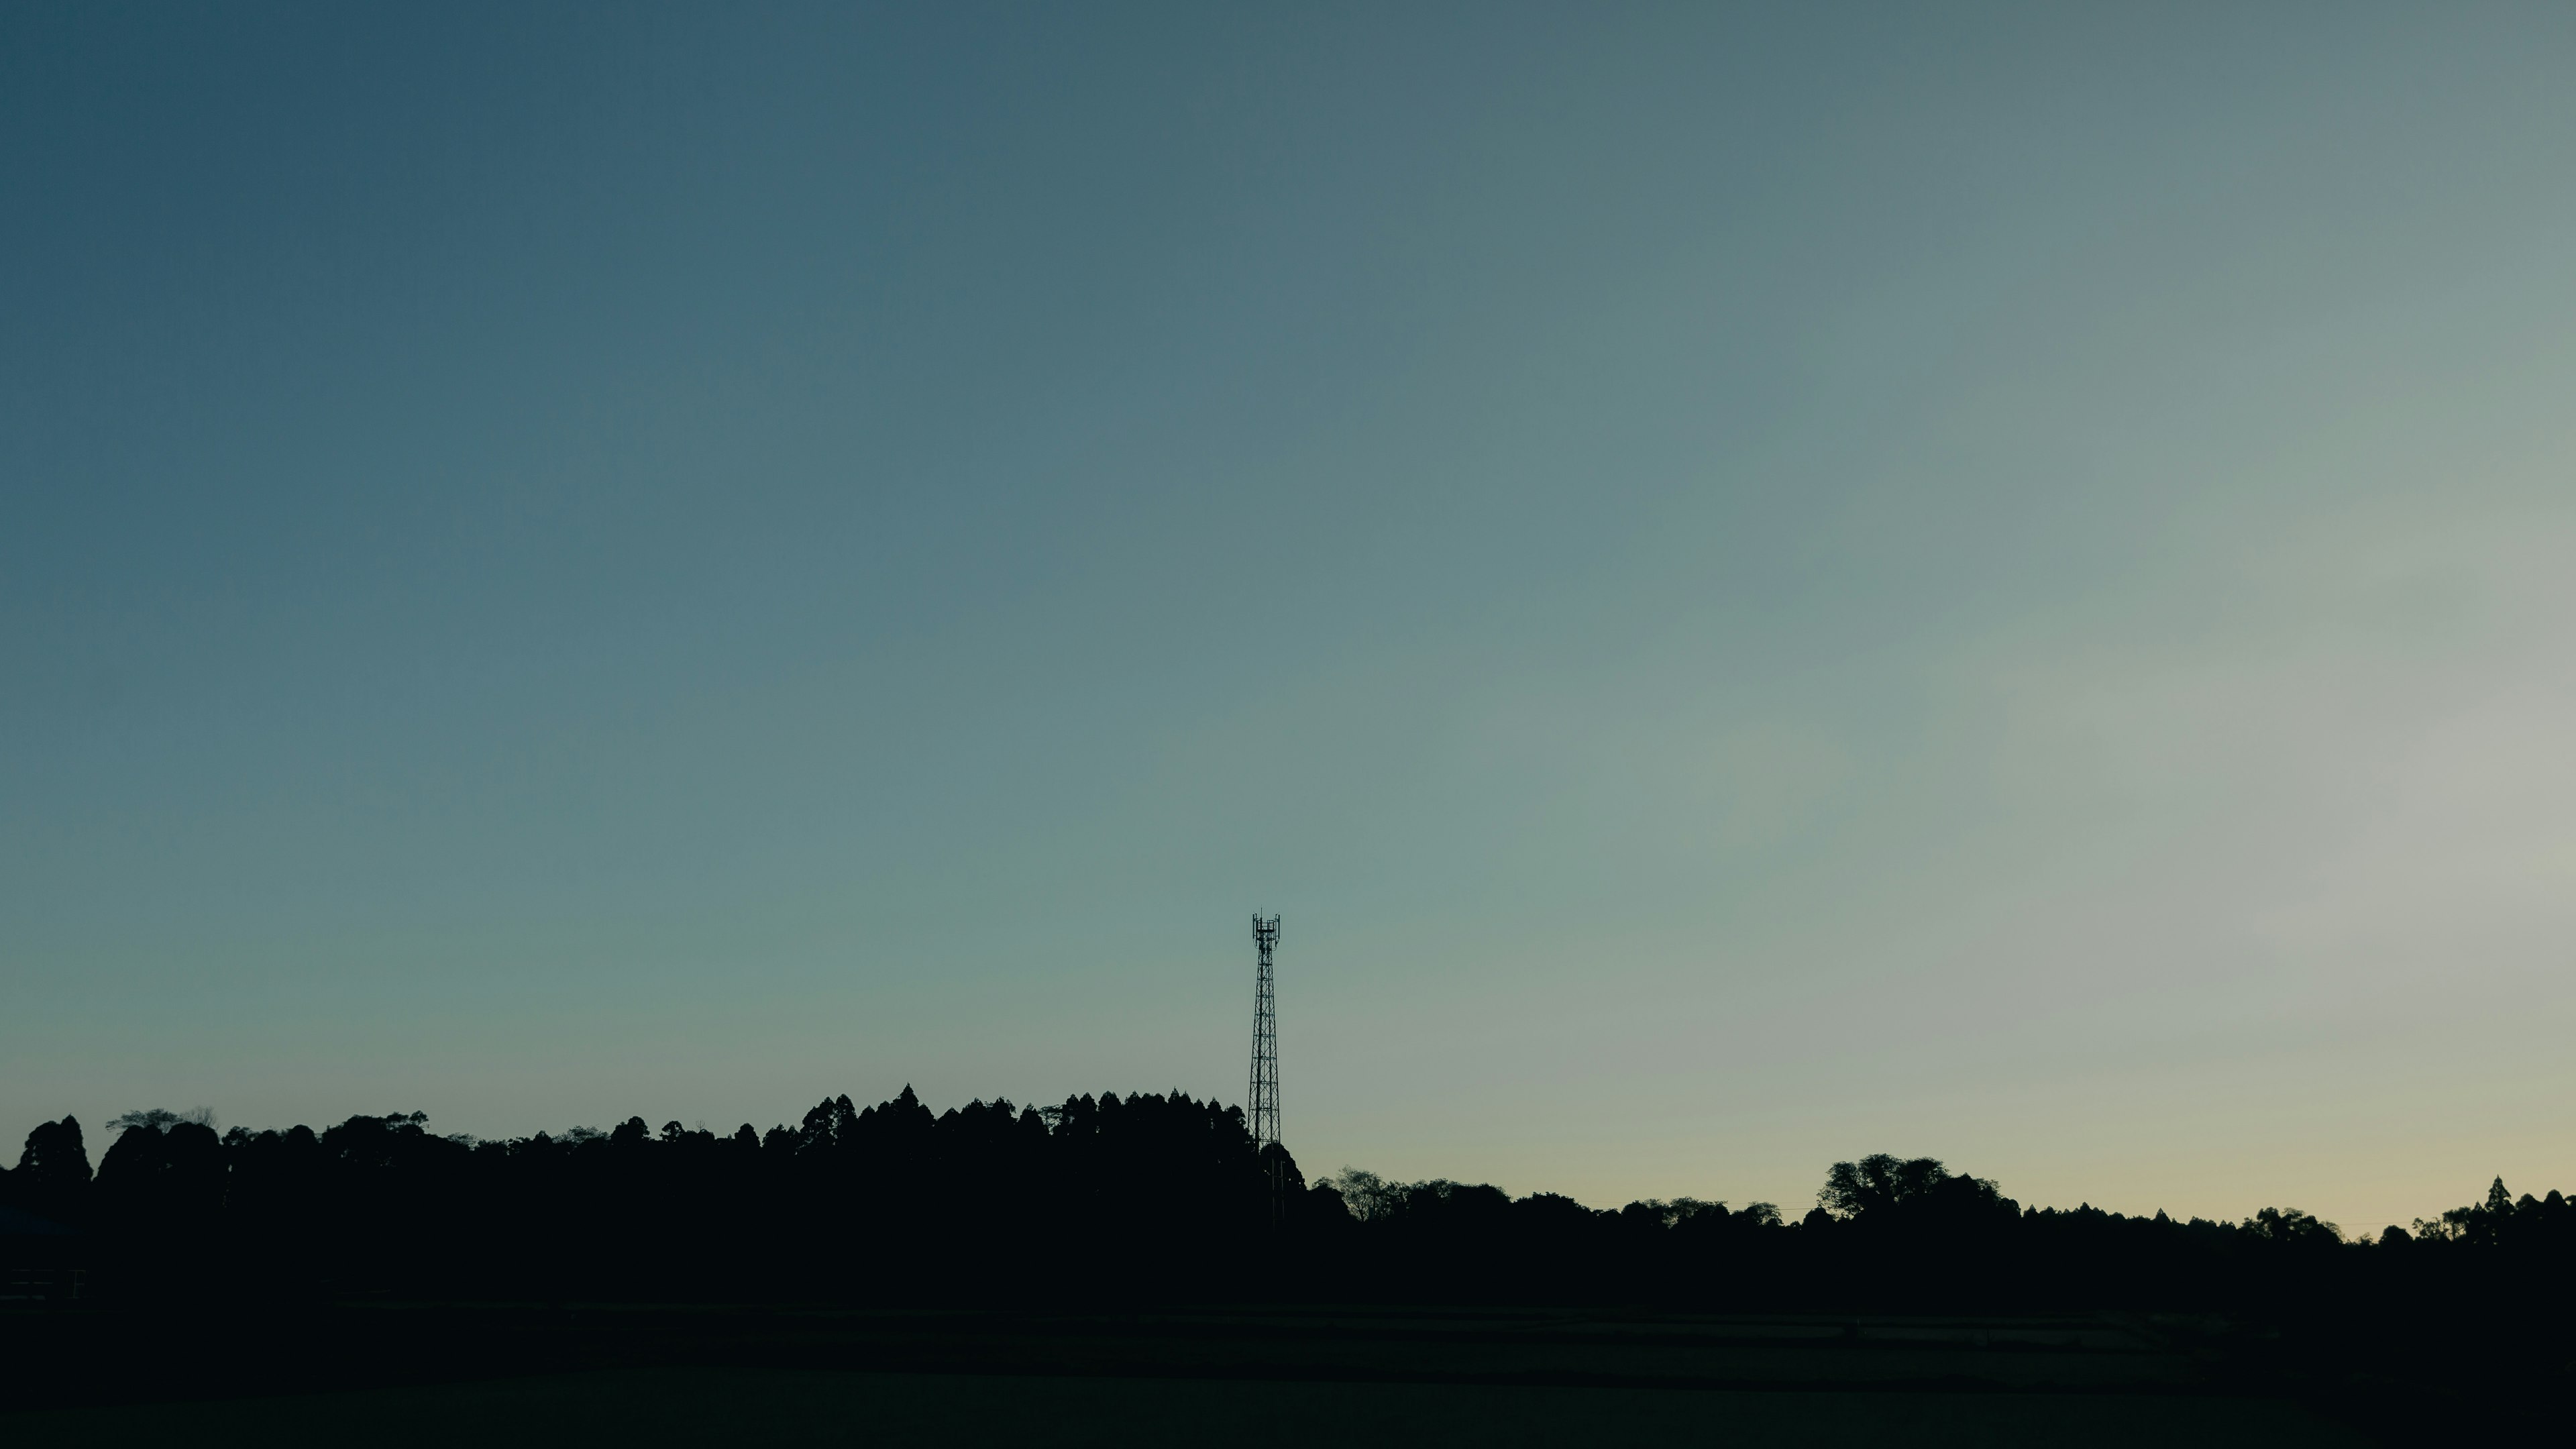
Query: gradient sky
xmin=7 ymin=3 xmax=2575 ymax=1234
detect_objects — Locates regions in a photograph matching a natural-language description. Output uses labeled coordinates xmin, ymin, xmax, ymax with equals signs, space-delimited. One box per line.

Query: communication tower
xmin=1248 ymin=914 xmax=1281 ymax=1154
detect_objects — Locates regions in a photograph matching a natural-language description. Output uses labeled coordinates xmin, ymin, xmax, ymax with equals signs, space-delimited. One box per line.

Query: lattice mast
xmin=1248 ymin=914 xmax=1281 ymax=1155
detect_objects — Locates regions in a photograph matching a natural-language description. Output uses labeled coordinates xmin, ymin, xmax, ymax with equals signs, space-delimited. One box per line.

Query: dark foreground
xmin=0 ymin=1303 xmax=2402 ymax=1446
xmin=11 ymin=1105 xmax=2573 ymax=1442
xmin=10 ymin=1364 xmax=2363 ymax=1448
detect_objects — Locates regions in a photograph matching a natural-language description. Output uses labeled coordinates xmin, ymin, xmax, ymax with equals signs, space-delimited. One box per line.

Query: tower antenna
xmin=1249 ymin=913 xmax=1281 ymax=1158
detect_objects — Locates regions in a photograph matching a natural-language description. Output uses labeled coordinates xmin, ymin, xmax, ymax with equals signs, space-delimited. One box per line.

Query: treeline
xmin=3 ymin=1089 xmax=1299 ymax=1301
xmin=5 ymin=1092 xmax=2573 ymax=1315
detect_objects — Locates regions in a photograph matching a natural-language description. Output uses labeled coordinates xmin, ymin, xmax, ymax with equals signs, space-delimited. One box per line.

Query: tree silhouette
xmin=7 ymin=1090 xmax=2571 ymax=1340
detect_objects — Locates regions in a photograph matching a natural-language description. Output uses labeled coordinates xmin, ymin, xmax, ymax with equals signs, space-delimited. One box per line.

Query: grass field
xmin=9 ymin=1364 xmax=2369 ymax=1448
xmin=2 ymin=1303 xmax=2392 ymax=1445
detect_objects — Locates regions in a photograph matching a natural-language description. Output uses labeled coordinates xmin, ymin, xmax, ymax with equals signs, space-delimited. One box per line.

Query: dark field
xmin=1 ymin=1304 xmax=2376 ymax=1446
xmin=7 ymin=1365 xmax=2367 ymax=1448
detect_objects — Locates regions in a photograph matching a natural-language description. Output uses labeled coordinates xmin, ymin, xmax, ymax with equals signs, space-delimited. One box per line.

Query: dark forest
xmin=8 ymin=1088 xmax=2569 ymax=1311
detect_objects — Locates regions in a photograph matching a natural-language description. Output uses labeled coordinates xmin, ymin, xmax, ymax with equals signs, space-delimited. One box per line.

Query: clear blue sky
xmin=7 ymin=3 xmax=2575 ymax=1232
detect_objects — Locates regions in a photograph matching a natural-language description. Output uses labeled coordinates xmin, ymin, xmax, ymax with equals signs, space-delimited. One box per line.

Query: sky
xmin=6 ymin=3 xmax=2575 ymax=1235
